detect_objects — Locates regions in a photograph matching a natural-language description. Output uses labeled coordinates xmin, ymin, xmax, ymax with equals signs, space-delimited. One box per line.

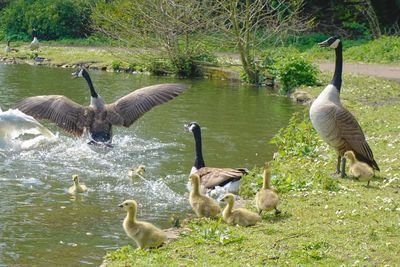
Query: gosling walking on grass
xmin=255 ymin=163 xmax=280 ymax=215
xmin=220 ymin=193 xmax=261 ymax=227
xmin=119 ymin=200 xmax=166 ymax=249
xmin=344 ymin=150 xmax=374 ymax=186
xmin=189 ymin=174 xmax=221 ymax=219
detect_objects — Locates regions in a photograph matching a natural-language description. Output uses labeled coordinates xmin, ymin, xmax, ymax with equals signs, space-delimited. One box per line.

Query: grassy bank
xmin=102 ymin=73 xmax=400 ymax=266
xmin=1 ymin=36 xmax=400 ymax=74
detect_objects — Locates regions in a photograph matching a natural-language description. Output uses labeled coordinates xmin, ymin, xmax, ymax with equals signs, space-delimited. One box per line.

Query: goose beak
xmin=184 ymin=123 xmax=190 ymax=131
xmin=71 ymin=71 xmax=79 ymax=79
xmin=217 ymin=195 xmax=225 ymax=202
xmin=318 ymin=40 xmax=329 ymax=47
xmin=118 ymin=204 xmax=123 ymax=208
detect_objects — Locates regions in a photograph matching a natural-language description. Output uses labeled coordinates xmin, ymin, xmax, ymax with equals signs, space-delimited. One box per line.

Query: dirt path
xmin=317 ymin=62 xmax=400 ymax=82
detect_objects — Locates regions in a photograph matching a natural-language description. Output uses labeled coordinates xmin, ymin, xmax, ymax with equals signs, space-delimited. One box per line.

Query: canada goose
xmin=5 ymin=40 xmax=18 ymax=53
xmin=0 ymin=107 xmax=54 ymax=139
xmin=68 ymin=174 xmax=88 ymax=194
xmin=119 ymin=199 xmax=166 ymax=249
xmin=13 ymin=68 xmax=188 ymax=145
xmin=185 ymin=122 xmax=248 ymax=196
xmin=128 ymin=164 xmax=146 ymax=179
xmin=219 ymin=193 xmax=261 ymax=226
xmin=189 ymin=173 xmax=221 ymax=218
xmin=30 ymin=37 xmax=39 ymax=51
xmin=344 ymin=150 xmax=374 ymax=186
xmin=309 ymin=36 xmax=379 ymax=177
xmin=255 ymin=163 xmax=280 ymax=215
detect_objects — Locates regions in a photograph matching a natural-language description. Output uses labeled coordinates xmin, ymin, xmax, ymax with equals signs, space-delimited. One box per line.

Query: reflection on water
xmin=0 ymin=64 xmax=301 ymax=266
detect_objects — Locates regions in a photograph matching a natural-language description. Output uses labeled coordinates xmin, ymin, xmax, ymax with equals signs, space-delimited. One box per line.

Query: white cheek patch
xmin=330 ymin=39 xmax=340 ymax=48
xmin=189 ymin=124 xmax=196 ymax=132
xmin=78 ymin=69 xmax=84 ymax=77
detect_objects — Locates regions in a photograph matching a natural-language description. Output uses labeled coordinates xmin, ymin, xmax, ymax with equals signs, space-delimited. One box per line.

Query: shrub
xmin=0 ymin=0 xmax=91 ymax=40
xmin=263 ymin=51 xmax=318 ymax=95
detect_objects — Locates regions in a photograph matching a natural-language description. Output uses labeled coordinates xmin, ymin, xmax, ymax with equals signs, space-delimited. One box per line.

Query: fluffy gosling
xmin=189 ymin=174 xmax=221 ymax=218
xmin=119 ymin=199 xmax=166 ymax=249
xmin=128 ymin=164 xmax=146 ymax=180
xmin=68 ymin=174 xmax=88 ymax=194
xmin=344 ymin=150 xmax=374 ymax=186
xmin=255 ymin=163 xmax=280 ymax=215
xmin=220 ymin=193 xmax=261 ymax=227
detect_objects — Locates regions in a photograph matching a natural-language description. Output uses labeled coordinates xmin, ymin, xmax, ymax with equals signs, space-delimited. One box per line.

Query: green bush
xmin=345 ymin=35 xmax=400 ymax=63
xmin=0 ymin=0 xmax=91 ymax=40
xmin=263 ymin=50 xmax=318 ymax=95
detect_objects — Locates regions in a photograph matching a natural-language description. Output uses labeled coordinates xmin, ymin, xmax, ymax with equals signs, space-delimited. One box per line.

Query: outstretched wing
xmin=13 ymin=95 xmax=93 ymax=136
xmin=106 ymin=83 xmax=188 ymax=127
xmin=335 ymin=106 xmax=379 ymax=170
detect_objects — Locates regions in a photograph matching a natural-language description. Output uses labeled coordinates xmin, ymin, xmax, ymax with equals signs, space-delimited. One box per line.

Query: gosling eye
xmin=125 ymin=203 xmax=128 ymax=206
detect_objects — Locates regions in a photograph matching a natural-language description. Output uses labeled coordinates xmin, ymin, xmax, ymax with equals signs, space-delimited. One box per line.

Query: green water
xmin=0 ymin=64 xmax=301 ymax=266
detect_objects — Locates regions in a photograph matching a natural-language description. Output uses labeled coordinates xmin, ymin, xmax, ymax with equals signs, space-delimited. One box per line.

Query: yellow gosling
xmin=189 ymin=174 xmax=221 ymax=218
xmin=344 ymin=150 xmax=374 ymax=186
xmin=220 ymin=193 xmax=261 ymax=227
xmin=128 ymin=164 xmax=146 ymax=179
xmin=255 ymin=163 xmax=280 ymax=215
xmin=119 ymin=200 xmax=166 ymax=249
xmin=68 ymin=174 xmax=88 ymax=194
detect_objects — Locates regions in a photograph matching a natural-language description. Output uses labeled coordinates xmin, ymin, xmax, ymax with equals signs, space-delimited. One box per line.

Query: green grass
xmin=103 ymin=73 xmax=400 ymax=266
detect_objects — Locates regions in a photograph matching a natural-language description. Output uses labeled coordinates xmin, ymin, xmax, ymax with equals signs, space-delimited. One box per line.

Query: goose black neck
xmin=331 ymin=42 xmax=343 ymax=92
xmin=82 ymin=70 xmax=98 ymax=98
xmin=192 ymin=128 xmax=205 ymax=169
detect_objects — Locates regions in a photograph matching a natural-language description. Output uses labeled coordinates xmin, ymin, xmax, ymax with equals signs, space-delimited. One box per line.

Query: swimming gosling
xmin=119 ymin=200 xmax=166 ymax=249
xmin=344 ymin=150 xmax=374 ymax=186
xmin=189 ymin=174 xmax=221 ymax=218
xmin=220 ymin=193 xmax=261 ymax=227
xmin=68 ymin=174 xmax=87 ymax=194
xmin=128 ymin=164 xmax=146 ymax=179
xmin=255 ymin=163 xmax=280 ymax=215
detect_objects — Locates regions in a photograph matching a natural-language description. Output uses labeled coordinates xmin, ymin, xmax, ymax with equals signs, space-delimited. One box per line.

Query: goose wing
xmin=13 ymin=95 xmax=93 ymax=136
xmin=106 ymin=83 xmax=188 ymax=127
xmin=196 ymin=167 xmax=248 ymax=189
xmin=335 ymin=106 xmax=379 ymax=170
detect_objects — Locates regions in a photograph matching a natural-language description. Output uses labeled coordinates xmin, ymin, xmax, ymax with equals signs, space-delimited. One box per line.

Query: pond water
xmin=0 ymin=64 xmax=301 ymax=266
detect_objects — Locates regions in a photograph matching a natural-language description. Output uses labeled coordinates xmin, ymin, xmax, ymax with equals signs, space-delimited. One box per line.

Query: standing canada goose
xmin=189 ymin=173 xmax=221 ymax=218
xmin=119 ymin=199 xmax=166 ymax=249
xmin=255 ymin=162 xmax=280 ymax=215
xmin=68 ymin=174 xmax=88 ymax=194
xmin=185 ymin=122 xmax=248 ymax=196
xmin=13 ymin=68 xmax=188 ymax=145
xmin=219 ymin=193 xmax=261 ymax=227
xmin=30 ymin=37 xmax=39 ymax=51
xmin=344 ymin=150 xmax=374 ymax=186
xmin=309 ymin=36 xmax=379 ymax=177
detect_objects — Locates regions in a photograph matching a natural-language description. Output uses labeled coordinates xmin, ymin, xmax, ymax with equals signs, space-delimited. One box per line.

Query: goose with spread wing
xmin=13 ymin=68 xmax=188 ymax=145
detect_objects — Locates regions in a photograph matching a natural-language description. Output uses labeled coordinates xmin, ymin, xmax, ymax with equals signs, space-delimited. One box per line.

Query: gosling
xmin=344 ymin=150 xmax=374 ymax=186
xmin=255 ymin=163 xmax=280 ymax=215
xmin=189 ymin=174 xmax=221 ymax=218
xmin=220 ymin=193 xmax=261 ymax=227
xmin=119 ymin=199 xmax=166 ymax=249
xmin=128 ymin=164 xmax=146 ymax=180
xmin=68 ymin=174 xmax=88 ymax=194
